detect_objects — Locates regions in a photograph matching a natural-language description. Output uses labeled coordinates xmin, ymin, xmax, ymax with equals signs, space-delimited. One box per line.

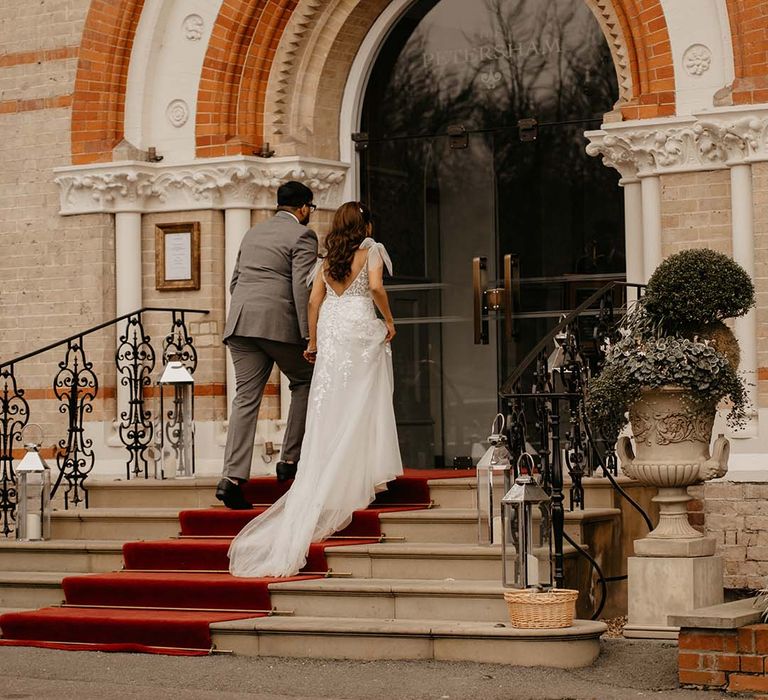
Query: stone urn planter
xmin=617 ymin=385 xmax=729 ymax=557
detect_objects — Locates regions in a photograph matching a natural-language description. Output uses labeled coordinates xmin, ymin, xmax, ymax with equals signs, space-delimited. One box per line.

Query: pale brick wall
xmin=0 ymin=1 xmax=87 ymax=54
xmin=689 ymin=482 xmax=768 ymax=590
xmin=0 ymin=0 xmax=113 ymax=453
xmin=661 ymin=170 xmax=732 ymax=257
xmin=753 ymin=162 xmax=768 ymax=404
xmin=141 ymin=211 xmax=228 ymax=423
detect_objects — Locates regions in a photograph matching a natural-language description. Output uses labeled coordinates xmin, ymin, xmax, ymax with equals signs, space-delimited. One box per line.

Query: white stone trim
xmin=339 ymin=0 xmax=416 ymax=201
xmin=586 ymin=107 xmax=768 ymax=178
xmin=53 ymin=156 xmax=350 ymax=215
xmin=124 ymin=0 xmax=223 ymax=163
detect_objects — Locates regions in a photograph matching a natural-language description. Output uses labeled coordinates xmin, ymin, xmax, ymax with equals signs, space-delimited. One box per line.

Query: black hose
xmin=562 ymin=528 xmax=608 ymax=620
xmin=583 ymin=419 xmax=654 ymax=532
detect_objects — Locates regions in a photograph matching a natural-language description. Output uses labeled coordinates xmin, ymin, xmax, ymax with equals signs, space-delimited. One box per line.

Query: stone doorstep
xmin=267 ymin=578 xmax=508 ymax=621
xmin=0 ymin=540 xmax=125 ymax=573
xmin=209 ymin=616 xmax=606 ymax=667
xmin=379 ymin=507 xmax=621 ymax=545
xmin=0 ymin=571 xmax=66 ymax=609
xmin=81 ymin=477 xmax=220 ymax=509
xmin=668 ymin=597 xmax=763 ymax=630
xmin=50 ymin=508 xmax=183 ymax=540
xmin=268 ymin=577 xmax=506 ymax=596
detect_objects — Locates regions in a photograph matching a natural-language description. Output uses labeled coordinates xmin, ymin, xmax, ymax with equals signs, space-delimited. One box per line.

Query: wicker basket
xmin=503 ymin=588 xmax=579 ymax=629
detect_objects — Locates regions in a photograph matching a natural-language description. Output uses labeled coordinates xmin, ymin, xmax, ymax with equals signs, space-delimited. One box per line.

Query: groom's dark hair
xmin=277 ymin=181 xmax=314 ymax=209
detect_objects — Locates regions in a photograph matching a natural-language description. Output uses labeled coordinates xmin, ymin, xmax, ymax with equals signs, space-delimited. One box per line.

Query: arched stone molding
xmin=584 ymin=0 xmax=638 ymax=118
xmin=262 ymin=0 xmax=674 ymax=159
xmin=71 ymin=0 xmax=146 ymax=164
xmin=123 ymin=0 xmax=223 ymax=163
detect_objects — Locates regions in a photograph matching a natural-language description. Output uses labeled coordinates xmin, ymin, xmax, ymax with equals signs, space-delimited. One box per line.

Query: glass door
xmin=357 ymin=0 xmax=625 ymax=467
xmin=361 ymin=132 xmax=499 ymax=468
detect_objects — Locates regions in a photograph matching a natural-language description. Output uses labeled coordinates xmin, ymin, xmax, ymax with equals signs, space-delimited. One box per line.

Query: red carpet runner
xmin=0 ymin=469 xmax=473 ymax=655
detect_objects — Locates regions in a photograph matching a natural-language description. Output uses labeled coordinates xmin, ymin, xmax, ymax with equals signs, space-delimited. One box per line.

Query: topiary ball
xmin=643 ymin=248 xmax=755 ymax=326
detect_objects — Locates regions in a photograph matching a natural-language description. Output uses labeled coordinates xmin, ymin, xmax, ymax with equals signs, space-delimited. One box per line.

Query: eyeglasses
xmin=307 ymin=203 xmax=317 ymax=212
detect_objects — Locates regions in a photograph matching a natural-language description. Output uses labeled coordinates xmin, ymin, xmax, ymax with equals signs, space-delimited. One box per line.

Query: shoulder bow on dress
xmin=306 ymin=239 xmax=393 ymax=287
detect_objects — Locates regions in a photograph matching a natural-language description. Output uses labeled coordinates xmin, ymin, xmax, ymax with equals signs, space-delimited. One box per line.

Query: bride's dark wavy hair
xmin=324 ymin=201 xmax=373 ymax=282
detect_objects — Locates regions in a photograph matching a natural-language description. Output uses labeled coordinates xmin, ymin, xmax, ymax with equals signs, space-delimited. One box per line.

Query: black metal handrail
xmin=498 ymin=280 xmax=651 ymax=619
xmin=0 ymin=307 xmax=208 ymax=537
xmin=0 ymin=308 xmax=208 ymax=370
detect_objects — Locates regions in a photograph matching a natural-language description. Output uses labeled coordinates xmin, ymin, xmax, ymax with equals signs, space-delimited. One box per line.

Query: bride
xmin=228 ymin=201 xmax=403 ymax=577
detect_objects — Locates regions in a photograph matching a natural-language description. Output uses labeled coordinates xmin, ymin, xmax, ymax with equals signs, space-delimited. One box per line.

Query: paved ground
xmin=0 ymin=639 xmax=748 ymax=699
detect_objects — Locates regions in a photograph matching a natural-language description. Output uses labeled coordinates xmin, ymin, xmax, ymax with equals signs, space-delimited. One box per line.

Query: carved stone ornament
xmin=183 ymin=14 xmax=204 ymax=41
xmin=166 ymin=99 xmax=189 ymax=128
xmin=683 ymin=44 xmax=712 ymax=76
xmin=585 ymin=108 xmax=768 ymax=178
xmin=53 ymin=156 xmax=349 ymax=215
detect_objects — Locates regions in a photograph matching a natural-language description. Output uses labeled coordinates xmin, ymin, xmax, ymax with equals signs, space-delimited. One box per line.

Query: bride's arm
xmin=369 ymin=263 xmax=396 ymax=342
xmin=305 ymin=270 xmax=326 ymax=362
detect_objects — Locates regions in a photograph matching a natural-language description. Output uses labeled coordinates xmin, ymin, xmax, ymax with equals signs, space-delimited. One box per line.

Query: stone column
xmin=224 ymin=207 xmax=251 ymax=419
xmin=730 ymin=162 xmax=759 ymax=437
xmin=621 ymin=177 xmax=643 ymax=300
xmin=114 ymin=211 xmax=143 ymax=424
xmin=640 ymin=175 xmax=662 ymax=281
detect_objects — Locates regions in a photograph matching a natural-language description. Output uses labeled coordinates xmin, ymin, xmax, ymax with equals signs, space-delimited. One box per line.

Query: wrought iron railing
xmin=499 ymin=281 xmax=651 ymax=618
xmin=0 ymin=307 xmax=208 ymax=536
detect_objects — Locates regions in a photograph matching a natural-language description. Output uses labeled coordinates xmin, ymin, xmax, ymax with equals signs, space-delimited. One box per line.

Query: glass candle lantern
xmin=501 ymin=475 xmax=553 ymax=589
xmin=158 ymin=360 xmax=195 ymax=479
xmin=16 ymin=443 xmax=52 ymax=541
xmin=476 ymin=414 xmax=514 ymax=544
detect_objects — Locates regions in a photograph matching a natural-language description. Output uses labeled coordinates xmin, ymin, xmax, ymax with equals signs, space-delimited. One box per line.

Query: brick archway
xmin=195 ymin=0 xmax=299 ymax=158
xmin=70 ymin=0 xmax=146 ymax=165
xmin=725 ymin=0 xmax=768 ymax=104
xmin=73 ymin=0 xmax=763 ymax=165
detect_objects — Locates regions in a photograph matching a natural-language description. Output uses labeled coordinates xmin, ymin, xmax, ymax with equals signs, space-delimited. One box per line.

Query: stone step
xmin=51 ymin=508 xmax=181 ymax=541
xmin=268 ymin=577 xmax=508 ymax=622
xmin=379 ymin=507 xmax=621 ymax=545
xmin=0 ymin=572 xmax=65 ymax=609
xmin=210 ymin=615 xmax=606 ymax=666
xmin=84 ymin=478 xmax=220 ymax=510
xmin=321 ymin=542 xmax=603 ymax=617
xmin=0 ymin=540 xmax=124 ymax=573
xmin=429 ymin=474 xmax=655 ymax=512
xmin=323 ymin=542 xmax=581 ymax=582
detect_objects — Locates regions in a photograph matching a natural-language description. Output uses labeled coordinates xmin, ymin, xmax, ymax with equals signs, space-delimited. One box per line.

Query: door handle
xmin=473 ymin=254 xmax=520 ymax=345
xmin=473 ymin=257 xmax=489 ymax=344
xmin=504 ymin=254 xmax=520 ymax=340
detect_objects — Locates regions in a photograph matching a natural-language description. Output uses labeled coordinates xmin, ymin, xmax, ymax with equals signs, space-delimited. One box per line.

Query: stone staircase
xmin=0 ymin=473 xmax=656 ymax=666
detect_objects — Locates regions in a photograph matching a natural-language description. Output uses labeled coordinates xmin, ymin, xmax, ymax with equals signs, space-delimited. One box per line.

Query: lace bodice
xmin=324 ymin=260 xmax=371 ymax=299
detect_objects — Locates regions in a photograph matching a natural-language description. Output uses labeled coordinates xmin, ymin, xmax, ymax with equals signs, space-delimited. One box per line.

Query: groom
xmin=215 ymin=181 xmax=318 ymax=510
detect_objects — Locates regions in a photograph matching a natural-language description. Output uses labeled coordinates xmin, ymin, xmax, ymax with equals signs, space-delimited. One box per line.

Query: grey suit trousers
xmin=222 ymin=335 xmax=313 ymax=480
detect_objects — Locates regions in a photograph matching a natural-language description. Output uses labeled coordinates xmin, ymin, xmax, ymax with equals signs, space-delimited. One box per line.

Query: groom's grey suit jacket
xmin=223 ymin=211 xmax=319 ymax=345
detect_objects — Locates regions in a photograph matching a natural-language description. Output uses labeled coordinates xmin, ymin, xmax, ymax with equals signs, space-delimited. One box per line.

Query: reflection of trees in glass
xmin=371 ymin=0 xmax=619 ymax=138
xmin=362 ymin=0 xmax=622 ymax=280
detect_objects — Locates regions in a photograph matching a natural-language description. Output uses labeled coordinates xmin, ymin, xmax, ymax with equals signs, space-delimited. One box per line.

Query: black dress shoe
xmin=275 ymin=461 xmax=297 ymax=482
xmin=215 ymin=478 xmax=252 ymax=510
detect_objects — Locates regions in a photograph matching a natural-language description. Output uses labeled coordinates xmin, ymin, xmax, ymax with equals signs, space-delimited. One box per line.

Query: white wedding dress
xmin=228 ymin=239 xmax=403 ymax=577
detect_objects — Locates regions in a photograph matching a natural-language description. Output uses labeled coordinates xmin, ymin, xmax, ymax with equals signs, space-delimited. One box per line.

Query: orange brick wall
xmin=726 ymin=0 xmax=768 ymax=104
xmin=679 ymin=625 xmax=768 ymax=693
xmin=195 ymin=0 xmax=298 ymax=158
xmin=70 ymin=0 xmax=145 ymax=164
xmin=615 ymin=0 xmax=676 ymax=119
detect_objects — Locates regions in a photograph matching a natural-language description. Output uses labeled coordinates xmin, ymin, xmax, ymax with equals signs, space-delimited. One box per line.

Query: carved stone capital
xmin=53 ymin=156 xmax=350 ymax=215
xmin=586 ymin=108 xmax=768 ymax=177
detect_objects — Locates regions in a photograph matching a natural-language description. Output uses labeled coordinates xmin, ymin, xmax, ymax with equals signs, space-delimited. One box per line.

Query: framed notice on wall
xmin=155 ymin=222 xmax=201 ymax=291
